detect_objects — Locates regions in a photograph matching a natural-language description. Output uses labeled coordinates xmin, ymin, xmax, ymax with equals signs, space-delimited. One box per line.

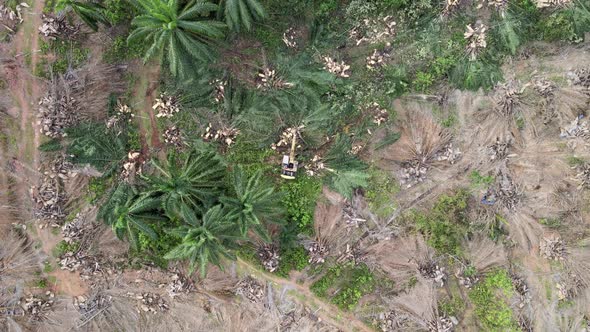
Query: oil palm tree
xmin=142 ymin=150 xmax=226 ymax=218
xmin=219 ymin=0 xmax=266 ymax=32
xmin=55 ymin=0 xmax=109 ymax=31
xmin=128 ymin=0 xmax=226 ymax=77
xmin=164 ymin=205 xmax=242 ymax=277
xmin=98 ymin=184 xmax=165 ymax=250
xmin=221 ymin=166 xmax=283 ymax=241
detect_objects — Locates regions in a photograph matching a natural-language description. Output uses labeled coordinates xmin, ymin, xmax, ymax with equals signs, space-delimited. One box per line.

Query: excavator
xmin=280 ymin=130 xmax=298 ymax=180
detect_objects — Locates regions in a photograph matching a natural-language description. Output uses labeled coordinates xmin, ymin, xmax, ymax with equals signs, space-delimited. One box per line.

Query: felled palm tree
xmin=143 ymin=150 xmax=226 ymax=218
xmin=219 ymin=0 xmax=266 ymax=32
xmin=164 ymin=205 xmax=242 ymax=277
xmin=98 ymin=184 xmax=165 ymax=250
xmin=55 ymin=0 xmax=109 ymax=31
xmin=128 ymin=0 xmax=225 ymax=76
xmin=221 ymin=166 xmax=283 ymax=240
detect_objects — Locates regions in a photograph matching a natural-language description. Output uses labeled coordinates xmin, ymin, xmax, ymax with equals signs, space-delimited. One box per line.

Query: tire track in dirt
xmin=10 ymin=0 xmax=44 ymax=193
xmin=130 ymin=62 xmax=161 ymax=155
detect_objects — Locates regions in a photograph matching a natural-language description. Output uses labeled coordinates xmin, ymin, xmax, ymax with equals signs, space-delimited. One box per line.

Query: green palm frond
xmin=129 ymin=0 xmax=226 ymax=77
xmin=222 ymin=0 xmax=266 ymax=32
xmin=98 ymin=184 xmax=164 ymax=250
xmin=143 ymin=149 xmax=226 ymax=219
xmin=220 ymin=166 xmax=283 ymax=240
xmin=164 ymin=205 xmax=241 ymax=277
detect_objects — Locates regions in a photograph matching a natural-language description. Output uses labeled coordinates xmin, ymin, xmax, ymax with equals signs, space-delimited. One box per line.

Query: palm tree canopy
xmin=220 ymin=166 xmax=283 ymax=240
xmin=222 ymin=0 xmax=266 ymax=32
xmin=143 ymin=149 xmax=226 ymax=218
xmin=98 ymin=184 xmax=166 ymax=250
xmin=128 ymin=0 xmax=226 ymax=76
xmin=164 ymin=205 xmax=242 ymax=277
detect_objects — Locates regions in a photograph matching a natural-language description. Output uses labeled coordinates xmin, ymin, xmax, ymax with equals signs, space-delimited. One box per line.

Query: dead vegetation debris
xmin=62 ymin=213 xmax=84 ymax=243
xmin=560 ymin=115 xmax=589 ymax=139
xmin=418 ymin=262 xmax=446 ymax=287
xmin=121 ymin=151 xmax=142 ymax=182
xmin=488 ymin=136 xmax=513 ymax=161
xmin=434 ymin=143 xmax=462 ymax=164
xmin=282 ymin=27 xmax=298 ymax=48
xmin=257 ymin=243 xmax=280 ymax=273
xmin=386 ymin=109 xmax=452 ymax=188
xmin=482 ymin=167 xmax=520 ymax=209
xmin=366 ymin=48 xmax=392 ymax=70
xmin=540 ymin=236 xmax=567 ymax=261
xmin=73 ymin=292 xmax=112 ymax=316
xmin=162 ymin=126 xmax=185 ymax=148
xmin=567 ymin=68 xmax=590 ymax=90
xmin=39 ymin=15 xmax=80 ymax=40
xmin=349 ymin=15 xmax=396 ymax=46
xmin=574 ymin=163 xmax=590 ymax=189
xmin=535 ymin=0 xmax=572 ymax=9
xmin=37 ymin=92 xmax=79 ymax=138
xmin=493 ymin=80 xmax=525 ymax=117
xmin=322 ymin=56 xmax=351 ymax=78
xmin=511 ymin=274 xmax=531 ymax=308
xmin=20 ymin=292 xmax=55 ymax=319
xmin=202 ymin=123 xmax=239 ymax=147
xmin=153 ymin=93 xmax=181 ymax=118
xmin=106 ymin=102 xmax=134 ymax=135
xmin=235 ymin=276 xmax=265 ymax=303
xmin=210 ymin=78 xmax=226 ymax=103
xmin=0 ymin=2 xmax=28 ymax=33
xmin=306 ymin=239 xmax=329 ymax=265
xmin=255 ymin=68 xmax=294 ymax=90
xmin=271 ymin=126 xmax=302 ymax=152
xmin=556 ymin=272 xmax=583 ymax=301
xmin=166 ymin=273 xmax=194 ymax=299
xmin=127 ymin=292 xmax=169 ymax=314
xmin=32 ymin=156 xmax=73 ymax=221
xmin=464 ymin=22 xmax=487 ymax=61
xmin=376 ymin=310 xmax=412 ymax=331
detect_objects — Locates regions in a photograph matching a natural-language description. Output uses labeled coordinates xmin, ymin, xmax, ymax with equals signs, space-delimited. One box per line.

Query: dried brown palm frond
xmin=566 ymin=239 xmax=590 ymax=287
xmin=464 ymin=22 xmax=487 ymax=61
xmin=535 ymin=0 xmax=572 ymax=9
xmin=493 ymin=80 xmax=526 ymax=117
xmin=198 ymin=264 xmax=238 ymax=297
xmin=0 ymin=233 xmax=39 ymax=287
xmin=364 ymin=236 xmax=445 ymax=287
xmin=532 ymin=76 xmax=589 ymax=129
xmin=256 ymin=242 xmax=280 ymax=272
xmin=465 ymin=235 xmax=508 ymax=274
xmin=381 ymin=106 xmax=452 ymax=187
xmin=558 ymin=314 xmax=590 ymax=332
xmin=302 ymin=189 xmax=349 ymax=264
xmin=234 ymin=276 xmax=266 ymax=304
xmin=506 ymin=212 xmax=544 ymax=251
xmin=212 ymin=302 xmax=280 ymax=332
xmin=481 ymin=165 xmax=522 ymax=210
xmin=387 ymin=280 xmax=452 ymax=331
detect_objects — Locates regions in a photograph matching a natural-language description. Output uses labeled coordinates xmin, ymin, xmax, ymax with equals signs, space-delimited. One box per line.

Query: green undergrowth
xmin=469 ymin=269 xmax=520 ymax=331
xmin=52 ymin=240 xmax=79 ymax=257
xmin=280 ymin=176 xmax=322 ymax=234
xmin=311 ymin=263 xmax=375 ymax=310
xmin=365 ymin=166 xmax=399 ymax=218
xmin=412 ymin=190 xmax=471 ymax=256
xmin=274 ymin=245 xmax=309 ymax=278
xmin=36 ymin=39 xmax=89 ymax=78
